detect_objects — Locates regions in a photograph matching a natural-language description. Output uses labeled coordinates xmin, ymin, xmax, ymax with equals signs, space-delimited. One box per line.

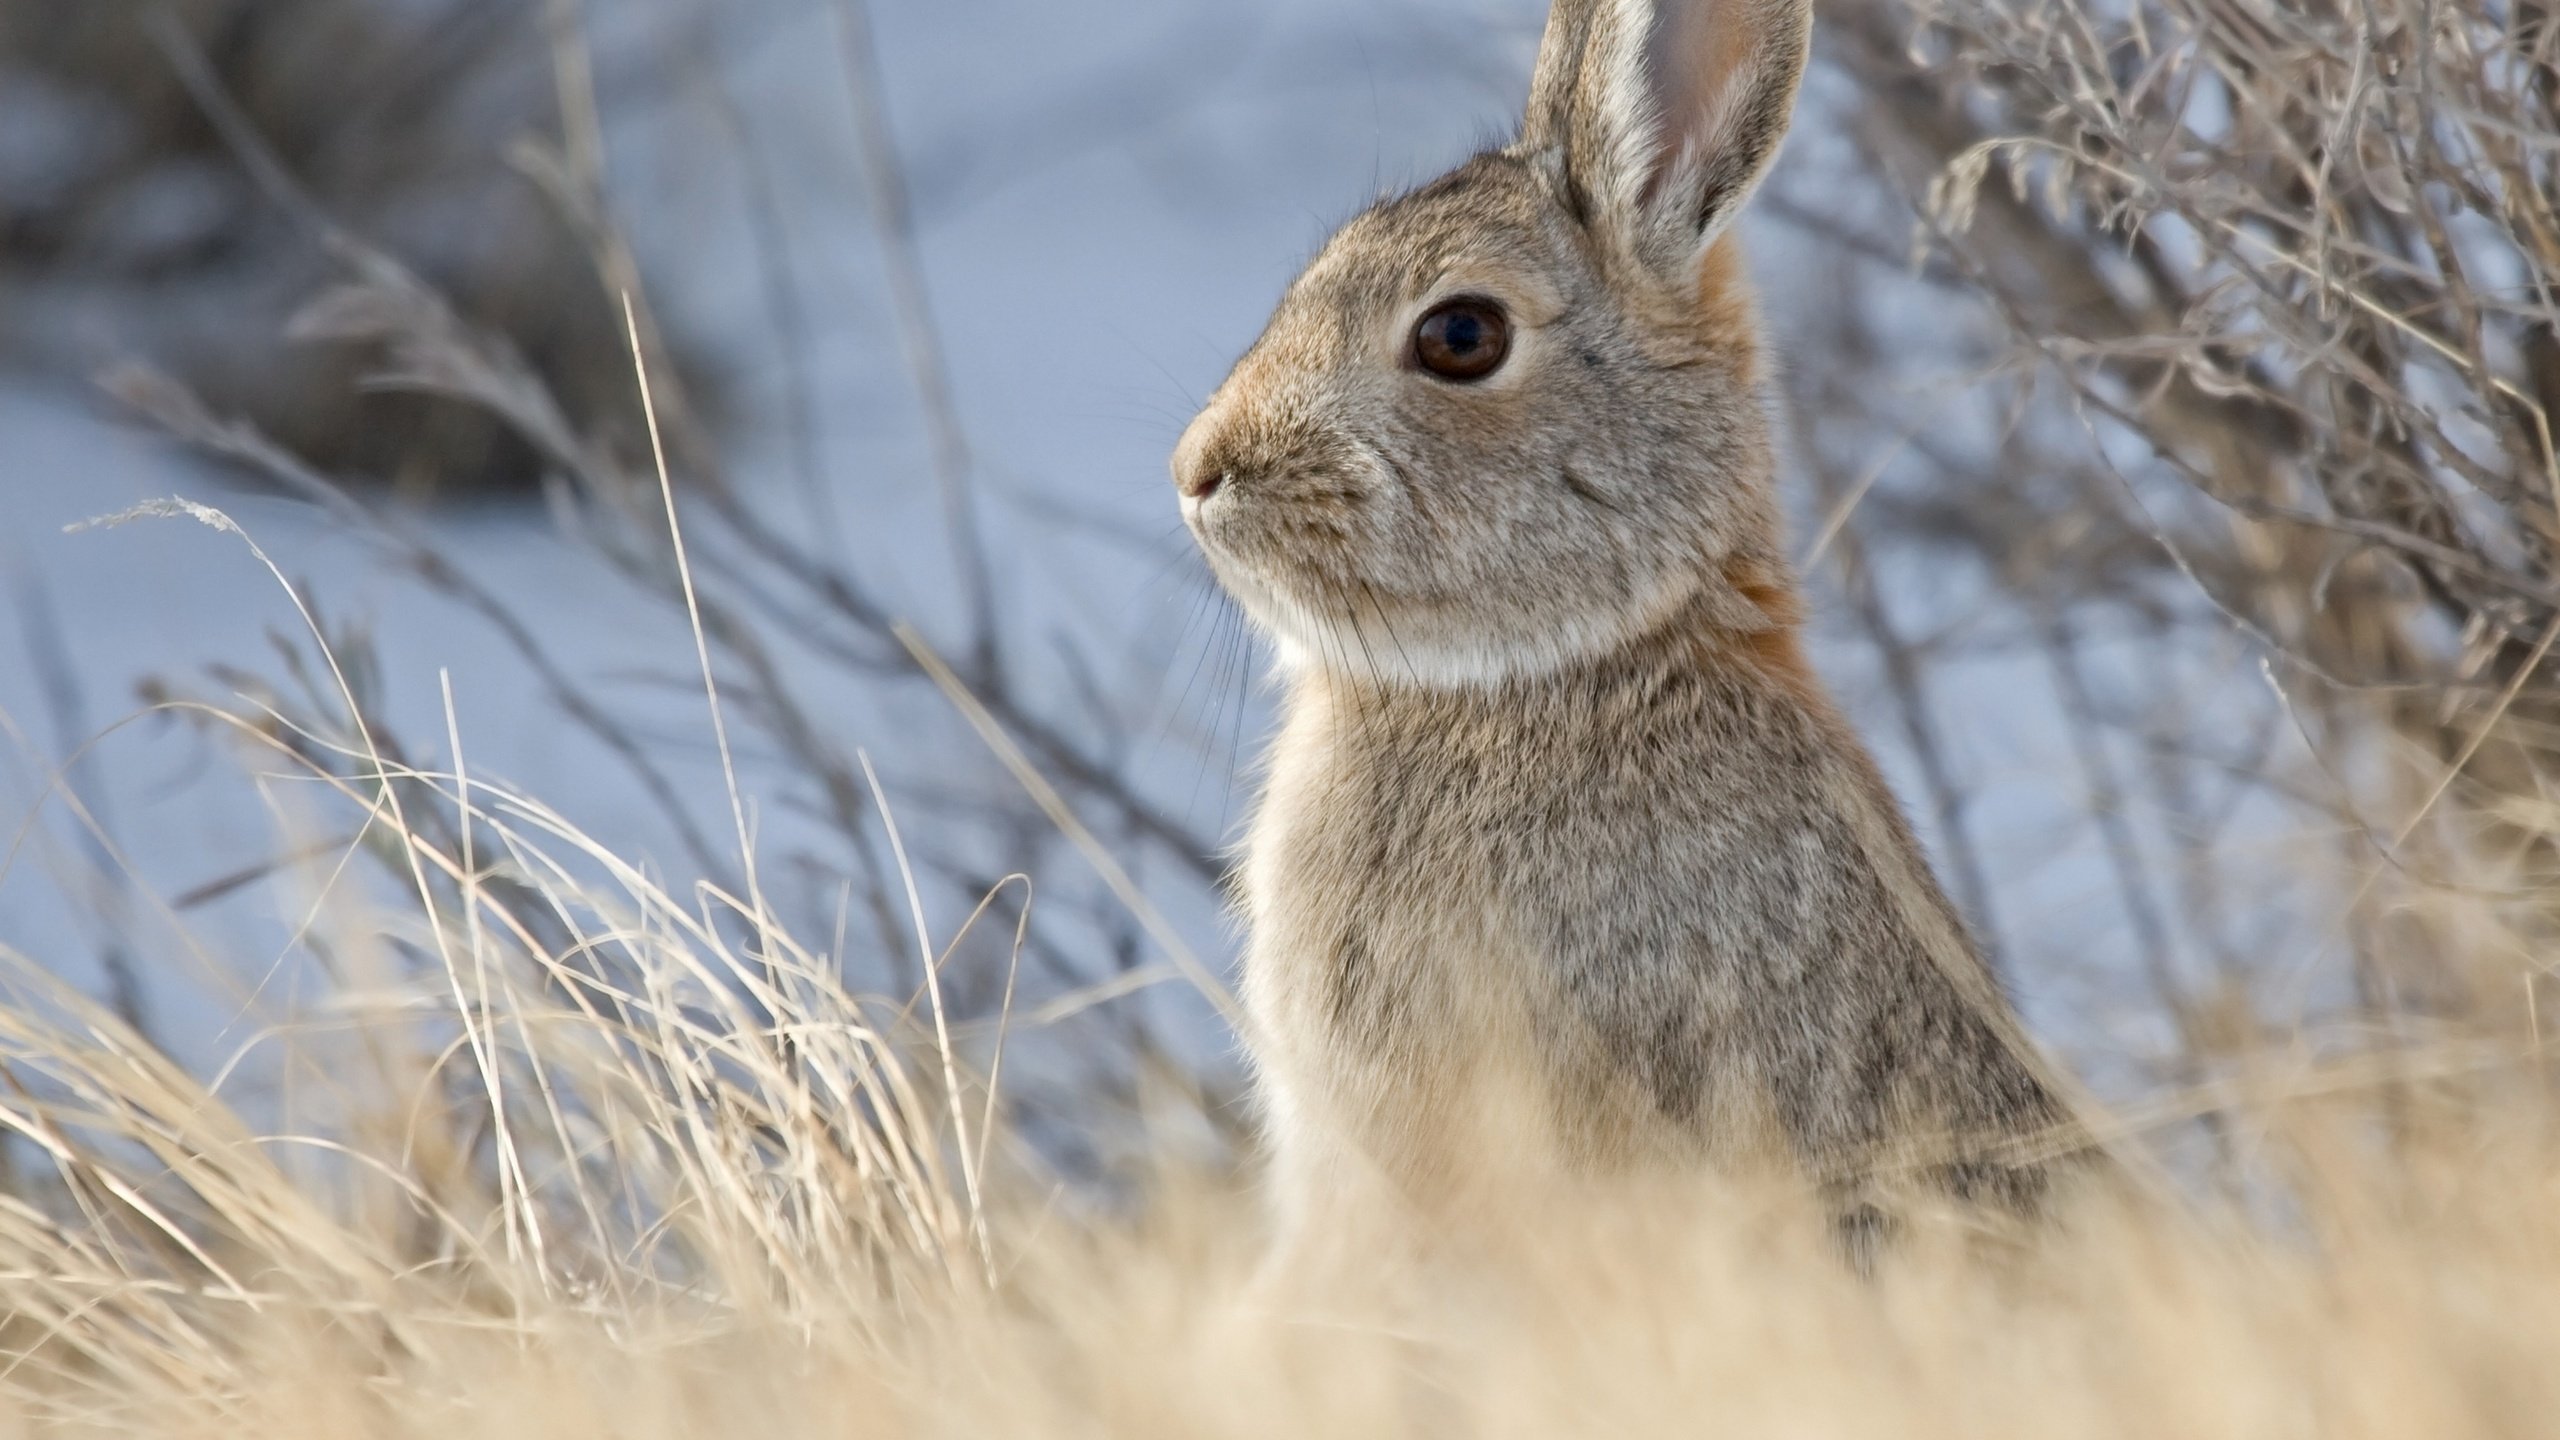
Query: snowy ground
xmin=0 ymin=0 xmax=2273 ymax=1099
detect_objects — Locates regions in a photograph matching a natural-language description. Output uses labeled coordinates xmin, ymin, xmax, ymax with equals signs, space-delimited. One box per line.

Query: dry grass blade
xmin=10 ymin=0 xmax=2560 ymax=1433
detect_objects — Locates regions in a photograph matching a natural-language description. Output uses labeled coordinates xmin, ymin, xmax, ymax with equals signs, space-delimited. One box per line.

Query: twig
xmin=830 ymin=0 xmax=1002 ymax=685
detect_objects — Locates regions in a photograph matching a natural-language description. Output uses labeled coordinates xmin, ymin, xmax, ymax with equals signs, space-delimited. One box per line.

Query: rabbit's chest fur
xmin=1239 ymin=638 xmax=2062 ymax=1219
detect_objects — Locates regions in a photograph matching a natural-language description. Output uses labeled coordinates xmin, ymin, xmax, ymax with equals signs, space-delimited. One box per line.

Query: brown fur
xmin=1691 ymin=231 xmax=1761 ymax=368
xmin=1173 ymin=0 xmax=2089 ymax=1253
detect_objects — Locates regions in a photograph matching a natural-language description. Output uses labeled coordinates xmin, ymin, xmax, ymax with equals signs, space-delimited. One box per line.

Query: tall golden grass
xmin=3 ymin=491 xmax=2557 ymax=1438
xmin=10 ymin=0 xmax=2560 ymax=1431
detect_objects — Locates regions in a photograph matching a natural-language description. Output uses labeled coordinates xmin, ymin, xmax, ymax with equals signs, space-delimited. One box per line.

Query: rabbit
xmin=1172 ymin=0 xmax=2092 ymax=1254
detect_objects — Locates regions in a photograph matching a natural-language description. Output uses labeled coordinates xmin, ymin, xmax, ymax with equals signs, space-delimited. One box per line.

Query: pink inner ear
xmin=1646 ymin=1 xmax=1761 ymax=190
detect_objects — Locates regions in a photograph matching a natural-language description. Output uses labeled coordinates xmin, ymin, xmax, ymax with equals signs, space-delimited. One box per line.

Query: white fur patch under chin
xmin=1227 ymin=562 xmax=1709 ymax=693
xmin=1268 ymin=626 xmax=1587 ymax=692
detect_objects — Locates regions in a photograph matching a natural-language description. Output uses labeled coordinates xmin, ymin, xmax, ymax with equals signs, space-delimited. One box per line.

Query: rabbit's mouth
xmin=1189 ymin=524 xmax=1654 ymax=691
xmin=1192 ymin=482 xmax=1734 ymax=691
xmin=1179 ymin=435 xmax=1707 ymax=688
xmin=1181 ymin=448 xmax=1384 ymax=575
xmin=1181 ymin=478 xmax=1435 ymax=680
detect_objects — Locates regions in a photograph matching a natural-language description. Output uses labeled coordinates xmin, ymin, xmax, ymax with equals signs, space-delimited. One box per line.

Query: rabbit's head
xmin=1175 ymin=0 xmax=1813 ymax=688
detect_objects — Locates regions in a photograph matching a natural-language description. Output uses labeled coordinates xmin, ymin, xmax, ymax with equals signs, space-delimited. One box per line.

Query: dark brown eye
xmin=1411 ymin=298 xmax=1511 ymax=382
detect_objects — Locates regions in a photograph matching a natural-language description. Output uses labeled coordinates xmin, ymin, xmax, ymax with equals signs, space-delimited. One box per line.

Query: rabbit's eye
xmin=1412 ymin=299 xmax=1511 ymax=382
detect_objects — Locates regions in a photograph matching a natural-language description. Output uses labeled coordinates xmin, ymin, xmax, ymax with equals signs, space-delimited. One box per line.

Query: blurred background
xmin=3 ymin=0 xmax=2552 ymax=1181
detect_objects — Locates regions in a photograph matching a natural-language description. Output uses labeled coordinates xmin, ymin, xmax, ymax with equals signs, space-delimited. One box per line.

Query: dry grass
xmin=2 ymin=491 xmax=2557 ymax=1437
xmin=1 ymin=834 xmax=2557 ymax=1439
xmin=9 ymin=0 xmax=2560 ymax=1432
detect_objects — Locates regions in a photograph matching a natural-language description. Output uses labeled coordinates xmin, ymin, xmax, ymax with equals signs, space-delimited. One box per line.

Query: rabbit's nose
xmin=1178 ymin=464 xmax=1229 ymax=502
xmin=1172 ymin=412 xmax=1234 ymax=503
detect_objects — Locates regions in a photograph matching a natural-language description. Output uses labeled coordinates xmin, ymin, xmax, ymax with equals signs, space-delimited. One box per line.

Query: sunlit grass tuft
xmin=3 ymin=504 xmax=2559 ymax=1435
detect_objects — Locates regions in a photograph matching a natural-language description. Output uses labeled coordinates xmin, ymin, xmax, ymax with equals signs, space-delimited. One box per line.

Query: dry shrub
xmin=1900 ymin=0 xmax=2560 ymax=734
xmin=0 ymin=0 xmax=712 ymax=497
xmin=1783 ymin=0 xmax=2560 ymax=1063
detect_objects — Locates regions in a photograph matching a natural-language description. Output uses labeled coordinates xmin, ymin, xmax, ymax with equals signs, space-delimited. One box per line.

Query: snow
xmin=0 ymin=0 xmax=2320 ymax=1098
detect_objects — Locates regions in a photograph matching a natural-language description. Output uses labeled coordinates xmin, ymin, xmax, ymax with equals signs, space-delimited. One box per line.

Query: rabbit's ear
xmin=1521 ymin=0 xmax=1811 ymax=274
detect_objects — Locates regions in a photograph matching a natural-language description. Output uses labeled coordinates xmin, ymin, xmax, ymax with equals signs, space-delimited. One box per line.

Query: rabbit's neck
xmin=1298 ymin=552 xmax=1821 ymax=716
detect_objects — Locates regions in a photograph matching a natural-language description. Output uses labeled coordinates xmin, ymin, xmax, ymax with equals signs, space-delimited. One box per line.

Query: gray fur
xmin=1174 ymin=0 xmax=2083 ymax=1242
